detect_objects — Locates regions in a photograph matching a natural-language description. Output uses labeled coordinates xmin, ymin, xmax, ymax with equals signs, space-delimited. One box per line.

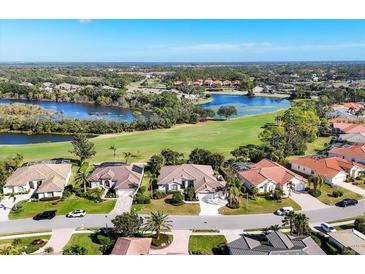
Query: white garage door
xmin=294 ymin=182 xmax=305 ymax=192
xmin=116 ymin=189 xmax=135 ymax=197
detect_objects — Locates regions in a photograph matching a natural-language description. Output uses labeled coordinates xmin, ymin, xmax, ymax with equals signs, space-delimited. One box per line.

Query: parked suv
xmin=320 ymin=222 xmax=336 ymax=233
xmin=33 ymin=210 xmax=57 ymax=220
xmin=66 ymin=209 xmax=86 ymax=218
xmin=275 ymin=206 xmax=294 ymax=216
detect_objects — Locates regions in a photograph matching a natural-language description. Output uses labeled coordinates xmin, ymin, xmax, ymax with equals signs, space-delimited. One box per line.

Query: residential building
xmin=173 ymin=80 xmax=184 ymax=86
xmin=328 ymin=229 xmax=365 ymax=255
xmin=111 ymin=237 xmax=152 ymax=255
xmin=157 ymin=164 xmax=226 ymax=195
xmin=328 ymin=144 xmax=365 ymax=165
xmin=204 ymin=79 xmax=213 ymax=86
xmin=237 ymin=159 xmax=306 ymax=195
xmin=232 ymin=80 xmax=241 ymax=86
xmin=88 ymin=162 xmax=144 ymax=197
xmin=338 ymin=132 xmax=365 ymax=144
xmin=291 ymin=156 xmax=365 ymax=185
xmin=332 ymin=122 xmax=365 ymax=135
xmin=222 ymin=80 xmax=232 ymax=86
xmin=2 ymin=163 xmax=72 ymax=199
xmin=212 ymin=80 xmax=222 ymax=87
xmin=228 ymin=231 xmax=325 ymax=255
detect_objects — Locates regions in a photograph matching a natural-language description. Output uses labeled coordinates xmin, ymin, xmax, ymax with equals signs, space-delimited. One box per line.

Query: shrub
xmin=169 ymin=192 xmax=184 ymax=206
xmin=325 ymin=242 xmax=338 ymax=255
xmin=332 ymin=190 xmax=343 ymax=198
xmin=153 ymin=190 xmax=166 ymax=200
xmin=63 ymin=245 xmax=88 ymax=255
xmin=44 ymin=247 xmax=54 ymax=254
xmin=31 ymin=239 xmax=45 ymax=246
xmin=62 ymin=185 xmax=74 ymax=198
xmin=40 ymin=197 xmax=60 ymax=202
xmin=79 ymin=188 xmax=103 ymax=201
xmin=133 ymin=193 xmax=151 ymax=204
xmin=151 ymin=234 xmax=172 ymax=247
xmin=185 ymin=186 xmax=196 ymax=201
xmin=190 ymin=249 xmax=210 ymax=255
xmin=24 ymin=244 xmax=39 ymax=254
xmin=138 ymin=186 xmax=147 ymax=194
xmin=354 ymin=217 xmax=365 ymax=234
xmin=308 ymin=189 xmax=321 ymax=198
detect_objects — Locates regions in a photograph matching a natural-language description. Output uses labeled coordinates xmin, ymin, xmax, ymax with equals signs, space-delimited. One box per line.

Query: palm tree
xmin=282 ymin=211 xmax=296 ymax=234
xmin=109 ymin=145 xmax=117 ymax=160
xmin=75 ymin=171 xmax=89 ymax=192
xmin=144 ymin=211 xmax=172 ymax=240
xmin=225 ymin=181 xmax=240 ymax=209
xmin=122 ymin=152 xmax=137 ymax=164
xmin=294 ymin=213 xmax=309 ymax=236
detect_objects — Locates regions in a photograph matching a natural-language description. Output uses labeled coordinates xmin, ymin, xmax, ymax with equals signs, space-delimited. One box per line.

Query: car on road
xmin=33 ymin=210 xmax=57 ymax=220
xmin=275 ymin=206 xmax=294 ymax=216
xmin=320 ymin=222 xmax=336 ymax=233
xmin=66 ymin=209 xmax=86 ymax=218
xmin=335 ymin=198 xmax=358 ymax=207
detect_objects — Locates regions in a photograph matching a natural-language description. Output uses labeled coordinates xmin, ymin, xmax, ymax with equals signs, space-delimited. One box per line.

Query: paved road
xmin=1 ymin=200 xmax=364 ymax=235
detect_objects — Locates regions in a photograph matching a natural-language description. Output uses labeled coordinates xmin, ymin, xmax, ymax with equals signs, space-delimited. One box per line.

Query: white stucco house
xmin=328 ymin=144 xmax=365 ymax=165
xmin=291 ymin=156 xmax=365 ymax=185
xmin=2 ymin=163 xmax=72 ymax=199
xmin=238 ymin=159 xmax=306 ymax=195
xmin=157 ymin=164 xmax=226 ymax=195
xmin=88 ymin=162 xmax=144 ymax=197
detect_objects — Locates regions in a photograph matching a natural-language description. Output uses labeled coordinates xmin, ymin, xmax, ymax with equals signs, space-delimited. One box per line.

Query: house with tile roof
xmin=3 ymin=163 xmax=72 ymax=199
xmin=339 ymin=132 xmax=365 ymax=144
xmin=291 ymin=156 xmax=365 ymax=185
xmin=328 ymin=144 xmax=365 ymax=165
xmin=332 ymin=122 xmax=365 ymax=135
xmin=111 ymin=237 xmax=152 ymax=255
xmin=328 ymin=229 xmax=365 ymax=255
xmin=88 ymin=162 xmax=144 ymax=197
xmin=228 ymin=231 xmax=325 ymax=255
xmin=157 ymin=164 xmax=226 ymax=194
xmin=237 ymin=159 xmax=306 ymax=195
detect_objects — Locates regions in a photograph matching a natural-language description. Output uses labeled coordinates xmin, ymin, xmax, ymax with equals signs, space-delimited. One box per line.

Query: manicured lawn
xmin=9 ymin=196 xmax=116 ymax=220
xmin=63 ymin=233 xmax=102 ymax=255
xmin=0 ymin=235 xmax=51 ymax=254
xmin=188 ymin=235 xmax=228 ymax=255
xmin=315 ymin=184 xmax=363 ymax=205
xmin=219 ymin=196 xmax=301 ymax=215
xmin=140 ymin=171 xmax=153 ymax=195
xmin=0 ymin=111 xmax=280 ymax=163
xmin=132 ymin=195 xmax=200 ymax=215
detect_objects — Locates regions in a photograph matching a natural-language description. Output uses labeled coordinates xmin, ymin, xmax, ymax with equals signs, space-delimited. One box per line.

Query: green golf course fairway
xmin=0 ymin=111 xmax=282 ymax=163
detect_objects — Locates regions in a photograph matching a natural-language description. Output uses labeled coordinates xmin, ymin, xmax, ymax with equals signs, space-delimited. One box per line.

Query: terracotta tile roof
xmin=157 ymin=164 xmax=226 ymax=192
xmin=88 ymin=163 xmax=143 ymax=190
xmin=111 ymin=237 xmax=152 ymax=255
xmin=5 ymin=163 xmax=71 ymax=193
xmin=332 ymin=123 xmax=365 ymax=134
xmin=333 ymin=102 xmax=363 ymax=110
xmin=292 ymin=156 xmax=365 ymax=178
xmin=238 ymin=159 xmax=305 ymax=186
xmin=329 ymin=144 xmax=365 ymax=160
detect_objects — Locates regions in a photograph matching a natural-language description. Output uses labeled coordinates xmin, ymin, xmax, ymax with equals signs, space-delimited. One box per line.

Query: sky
xmin=0 ymin=19 xmax=364 ymax=62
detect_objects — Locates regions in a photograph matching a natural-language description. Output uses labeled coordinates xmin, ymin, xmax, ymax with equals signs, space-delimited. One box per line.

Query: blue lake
xmin=200 ymin=94 xmax=290 ymax=118
xmin=0 ymin=133 xmax=74 ymax=145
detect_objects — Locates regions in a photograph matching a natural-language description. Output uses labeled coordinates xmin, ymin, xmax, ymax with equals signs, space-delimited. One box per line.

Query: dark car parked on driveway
xmin=33 ymin=210 xmax=57 ymax=220
xmin=335 ymin=198 xmax=358 ymax=207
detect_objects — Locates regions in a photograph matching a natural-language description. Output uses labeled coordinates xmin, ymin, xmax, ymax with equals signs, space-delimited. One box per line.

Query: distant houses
xmin=332 ymin=122 xmax=365 ymax=135
xmin=173 ymin=79 xmax=241 ymax=88
xmin=88 ymin=162 xmax=144 ymax=197
xmin=291 ymin=156 xmax=365 ymax=185
xmin=157 ymin=164 xmax=226 ymax=196
xmin=338 ymin=132 xmax=365 ymax=144
xmin=237 ymin=159 xmax=307 ymax=195
xmin=2 ymin=162 xmax=72 ymax=199
xmin=328 ymin=144 xmax=365 ymax=165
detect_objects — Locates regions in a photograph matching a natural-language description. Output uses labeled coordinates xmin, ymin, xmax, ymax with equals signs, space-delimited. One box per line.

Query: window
xmin=170 ymin=185 xmax=178 ymax=190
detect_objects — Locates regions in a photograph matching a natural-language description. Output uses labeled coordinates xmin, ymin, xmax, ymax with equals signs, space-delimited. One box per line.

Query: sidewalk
xmin=34 ymin=228 xmax=76 ymax=254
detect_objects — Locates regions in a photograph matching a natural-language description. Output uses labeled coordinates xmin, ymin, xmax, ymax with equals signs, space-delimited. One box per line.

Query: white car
xmin=66 ymin=209 xmax=86 ymax=218
xmin=320 ymin=223 xmax=336 ymax=233
xmin=275 ymin=206 xmax=294 ymax=216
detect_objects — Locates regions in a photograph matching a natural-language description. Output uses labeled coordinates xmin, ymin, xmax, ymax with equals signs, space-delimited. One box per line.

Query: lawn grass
xmin=63 ymin=233 xmax=102 ymax=255
xmin=132 ymin=195 xmax=200 ymax=215
xmin=218 ymin=196 xmax=301 ymax=215
xmin=0 ymin=235 xmax=51 ymax=253
xmin=188 ymin=235 xmax=228 ymax=255
xmin=140 ymin=171 xmax=153 ymax=195
xmin=0 ymin=111 xmax=279 ymax=163
xmin=315 ymin=184 xmax=363 ymax=205
xmin=8 ymin=196 xmax=116 ymax=220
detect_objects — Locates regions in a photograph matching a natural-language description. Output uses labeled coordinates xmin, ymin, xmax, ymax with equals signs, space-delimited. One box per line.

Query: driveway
xmin=290 ymin=191 xmax=329 ymax=211
xmin=35 ymin=228 xmax=75 ymax=254
xmin=0 ymin=191 xmax=34 ymax=221
xmin=110 ymin=195 xmax=133 ymax=215
xmin=336 ymin=182 xmax=365 ymax=197
xmin=197 ymin=193 xmax=227 ymax=216
xmin=149 ymin=230 xmax=191 ymax=255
